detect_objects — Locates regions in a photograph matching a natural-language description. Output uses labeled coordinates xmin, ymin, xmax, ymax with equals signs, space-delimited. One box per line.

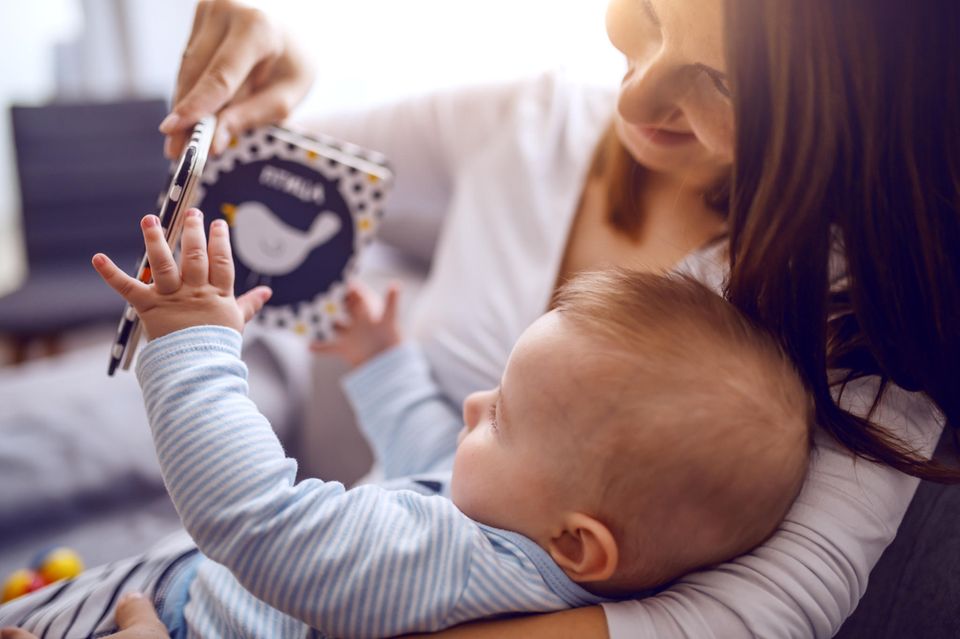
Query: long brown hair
xmin=723 ymin=0 xmax=960 ymax=480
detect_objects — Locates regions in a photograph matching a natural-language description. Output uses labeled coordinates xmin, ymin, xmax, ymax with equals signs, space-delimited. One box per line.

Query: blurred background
xmin=0 ymin=0 xmax=623 ymax=365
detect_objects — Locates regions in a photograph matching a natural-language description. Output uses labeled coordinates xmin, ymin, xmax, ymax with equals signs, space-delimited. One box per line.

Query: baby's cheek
xmin=450 ymin=444 xmax=486 ymax=519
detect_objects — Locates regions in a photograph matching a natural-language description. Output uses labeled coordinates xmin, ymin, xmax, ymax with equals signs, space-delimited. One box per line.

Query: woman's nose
xmin=618 ymin=52 xmax=683 ymax=128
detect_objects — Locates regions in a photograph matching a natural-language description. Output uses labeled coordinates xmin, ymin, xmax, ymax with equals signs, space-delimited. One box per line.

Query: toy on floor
xmin=1 ymin=547 xmax=84 ymax=603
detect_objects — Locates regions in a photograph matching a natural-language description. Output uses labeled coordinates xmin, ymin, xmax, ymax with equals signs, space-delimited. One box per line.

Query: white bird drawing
xmin=221 ymin=201 xmax=342 ymax=277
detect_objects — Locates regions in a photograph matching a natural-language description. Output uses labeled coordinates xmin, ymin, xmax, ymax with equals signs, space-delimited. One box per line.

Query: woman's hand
xmin=1 ymin=593 xmax=169 ymax=639
xmin=310 ymin=282 xmax=402 ymax=368
xmin=92 ymin=209 xmax=272 ymax=340
xmin=161 ymin=0 xmax=314 ymax=158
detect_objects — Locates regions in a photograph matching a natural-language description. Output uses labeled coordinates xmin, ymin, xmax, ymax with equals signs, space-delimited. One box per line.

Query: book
xmin=193 ymin=126 xmax=393 ymax=340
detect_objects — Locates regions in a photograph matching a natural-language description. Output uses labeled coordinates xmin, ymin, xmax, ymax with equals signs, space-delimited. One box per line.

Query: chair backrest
xmin=10 ymin=99 xmax=169 ymax=269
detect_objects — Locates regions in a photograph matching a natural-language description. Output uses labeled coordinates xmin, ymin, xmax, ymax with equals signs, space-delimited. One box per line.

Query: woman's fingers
xmin=212 ymin=53 xmax=313 ymax=153
xmin=161 ymin=5 xmax=313 ymax=159
xmin=170 ymin=8 xmax=280 ymax=134
xmin=207 ymin=218 xmax=235 ymax=293
xmin=92 ymin=253 xmax=152 ymax=309
xmin=178 ymin=209 xmax=208 ymax=287
xmin=113 ymin=592 xmax=169 ymax=636
xmin=141 ymin=215 xmax=180 ymax=294
xmin=168 ymin=0 xmax=218 ymax=113
xmin=237 ymin=286 xmax=272 ymax=322
xmin=212 ymin=82 xmax=293 ymax=154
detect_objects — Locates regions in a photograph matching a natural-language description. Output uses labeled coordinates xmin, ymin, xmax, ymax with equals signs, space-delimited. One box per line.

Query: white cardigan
xmin=302 ymin=72 xmax=945 ymax=638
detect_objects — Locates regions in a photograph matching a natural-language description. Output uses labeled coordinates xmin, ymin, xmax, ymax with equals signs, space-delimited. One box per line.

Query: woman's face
xmin=606 ymin=0 xmax=734 ymax=184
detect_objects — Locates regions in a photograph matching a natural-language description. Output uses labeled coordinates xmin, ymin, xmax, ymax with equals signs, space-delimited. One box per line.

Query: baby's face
xmin=451 ymin=312 xmax=607 ymax=540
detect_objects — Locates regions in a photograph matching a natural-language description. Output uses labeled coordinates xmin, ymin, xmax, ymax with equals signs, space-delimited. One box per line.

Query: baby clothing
xmin=0 ymin=328 xmax=606 ymax=638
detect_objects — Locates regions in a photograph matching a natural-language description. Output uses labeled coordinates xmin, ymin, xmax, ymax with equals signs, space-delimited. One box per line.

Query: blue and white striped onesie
xmin=0 ymin=327 xmax=607 ymax=638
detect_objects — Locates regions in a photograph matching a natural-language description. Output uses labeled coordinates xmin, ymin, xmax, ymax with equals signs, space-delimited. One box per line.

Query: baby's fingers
xmin=141 ymin=215 xmax=180 ymax=294
xmin=179 ymin=209 xmax=208 ymax=287
xmin=237 ymin=286 xmax=272 ymax=323
xmin=381 ymin=284 xmax=401 ymax=326
xmin=92 ymin=253 xmax=151 ymax=309
xmin=309 ymin=339 xmax=337 ymax=354
xmin=207 ymin=218 xmax=234 ymax=293
xmin=344 ymin=282 xmax=377 ymax=324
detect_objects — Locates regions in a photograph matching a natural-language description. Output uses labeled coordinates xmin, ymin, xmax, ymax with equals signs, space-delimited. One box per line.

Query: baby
xmin=0 ymin=211 xmax=810 ymax=638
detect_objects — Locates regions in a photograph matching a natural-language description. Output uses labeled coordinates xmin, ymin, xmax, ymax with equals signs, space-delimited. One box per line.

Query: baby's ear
xmin=546 ymin=513 xmax=618 ymax=584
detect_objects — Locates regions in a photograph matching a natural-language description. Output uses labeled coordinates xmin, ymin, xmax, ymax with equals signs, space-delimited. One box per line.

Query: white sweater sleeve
xmin=292 ymin=79 xmax=535 ymax=264
xmin=602 ymin=379 xmax=944 ymax=639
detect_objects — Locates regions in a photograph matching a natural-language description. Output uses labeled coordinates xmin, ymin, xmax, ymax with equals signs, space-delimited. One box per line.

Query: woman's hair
xmin=723 ymin=0 xmax=960 ymax=480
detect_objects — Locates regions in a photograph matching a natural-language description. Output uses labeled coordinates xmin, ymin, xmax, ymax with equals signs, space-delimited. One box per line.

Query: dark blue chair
xmin=0 ymin=99 xmax=168 ymax=362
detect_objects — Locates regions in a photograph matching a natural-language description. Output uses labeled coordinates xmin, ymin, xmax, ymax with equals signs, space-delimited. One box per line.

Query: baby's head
xmin=451 ymin=269 xmax=811 ymax=596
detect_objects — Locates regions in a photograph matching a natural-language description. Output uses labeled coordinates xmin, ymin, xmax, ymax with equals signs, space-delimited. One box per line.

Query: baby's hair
xmin=553 ymin=269 xmax=812 ymax=593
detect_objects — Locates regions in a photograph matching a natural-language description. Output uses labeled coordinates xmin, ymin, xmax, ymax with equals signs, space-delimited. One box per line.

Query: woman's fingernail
xmin=143 ymin=215 xmax=158 ymax=228
xmin=187 ymin=208 xmax=202 ymax=219
xmin=120 ymin=591 xmax=145 ymax=604
xmin=214 ymin=128 xmax=230 ymax=154
xmin=92 ymin=254 xmax=106 ymax=267
xmin=158 ymin=113 xmax=180 ymax=133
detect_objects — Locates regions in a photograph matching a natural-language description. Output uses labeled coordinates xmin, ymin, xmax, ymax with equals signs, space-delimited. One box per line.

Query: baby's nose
xmin=462 ymin=391 xmax=486 ymax=429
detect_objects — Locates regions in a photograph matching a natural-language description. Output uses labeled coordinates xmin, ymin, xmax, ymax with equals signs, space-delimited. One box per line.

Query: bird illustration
xmin=220 ymin=202 xmax=342 ymax=277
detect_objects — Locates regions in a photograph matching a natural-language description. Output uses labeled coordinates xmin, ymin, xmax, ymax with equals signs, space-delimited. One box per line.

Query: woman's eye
xmin=693 ymin=64 xmax=731 ymax=99
xmin=708 ymin=72 xmax=731 ymax=98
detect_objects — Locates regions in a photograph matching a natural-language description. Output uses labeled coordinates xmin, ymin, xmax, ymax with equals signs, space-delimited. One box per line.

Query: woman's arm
xmin=293 ymin=77 xmax=540 ymax=265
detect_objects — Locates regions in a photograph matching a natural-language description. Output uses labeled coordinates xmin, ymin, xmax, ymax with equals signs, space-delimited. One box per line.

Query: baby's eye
xmin=487 ymin=404 xmax=499 ymax=432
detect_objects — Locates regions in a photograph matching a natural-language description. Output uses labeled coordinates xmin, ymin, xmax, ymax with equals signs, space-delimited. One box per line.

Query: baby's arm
xmin=94 ymin=214 xmax=562 ymax=636
xmin=136 ymin=325 xmax=479 ymax=636
xmin=313 ymin=282 xmax=463 ymax=479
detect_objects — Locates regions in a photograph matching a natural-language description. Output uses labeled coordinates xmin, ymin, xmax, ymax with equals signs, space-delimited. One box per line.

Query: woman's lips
xmin=633 ymin=124 xmax=698 ymax=147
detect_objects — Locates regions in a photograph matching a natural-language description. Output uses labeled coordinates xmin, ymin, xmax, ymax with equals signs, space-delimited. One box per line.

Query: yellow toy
xmin=1 ymin=569 xmax=37 ymax=603
xmin=1 ymin=547 xmax=84 ymax=603
xmin=37 ymin=547 xmax=84 ymax=584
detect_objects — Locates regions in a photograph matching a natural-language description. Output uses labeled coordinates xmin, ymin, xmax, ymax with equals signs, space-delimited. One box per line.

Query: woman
xmin=6 ymin=0 xmax=956 ymax=636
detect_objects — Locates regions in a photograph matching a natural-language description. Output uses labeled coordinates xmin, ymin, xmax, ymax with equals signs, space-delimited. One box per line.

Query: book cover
xmin=192 ymin=126 xmax=392 ymax=340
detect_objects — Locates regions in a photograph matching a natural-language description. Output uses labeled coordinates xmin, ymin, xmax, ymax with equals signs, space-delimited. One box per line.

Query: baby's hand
xmin=310 ymin=282 xmax=401 ymax=368
xmin=92 ymin=209 xmax=272 ymax=339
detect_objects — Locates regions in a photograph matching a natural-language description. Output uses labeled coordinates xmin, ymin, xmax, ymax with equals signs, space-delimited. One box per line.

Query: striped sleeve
xmin=135 ymin=327 xmax=583 ymax=638
xmin=341 ymin=343 xmax=462 ymax=479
